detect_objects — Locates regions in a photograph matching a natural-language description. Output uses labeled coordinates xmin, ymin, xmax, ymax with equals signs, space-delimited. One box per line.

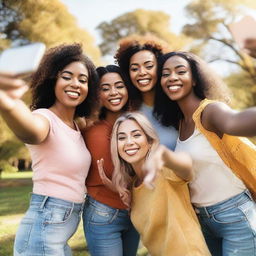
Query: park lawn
xmin=0 ymin=172 xmax=147 ymax=256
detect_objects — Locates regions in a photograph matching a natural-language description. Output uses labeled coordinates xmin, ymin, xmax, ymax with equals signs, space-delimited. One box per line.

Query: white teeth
xmin=138 ymin=79 xmax=150 ymax=85
xmin=168 ymin=85 xmax=181 ymax=91
xmin=110 ymin=99 xmax=121 ymax=104
xmin=125 ymin=149 xmax=139 ymax=155
xmin=66 ymin=91 xmax=79 ymax=97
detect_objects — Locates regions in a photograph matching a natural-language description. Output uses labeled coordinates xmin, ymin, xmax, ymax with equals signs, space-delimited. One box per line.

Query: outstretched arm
xmin=143 ymin=145 xmax=193 ymax=188
xmin=202 ymin=102 xmax=256 ymax=137
xmin=0 ymin=73 xmax=50 ymax=144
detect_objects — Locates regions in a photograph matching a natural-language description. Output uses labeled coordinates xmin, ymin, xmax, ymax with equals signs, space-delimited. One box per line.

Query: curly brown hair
xmin=30 ymin=43 xmax=99 ymax=118
xmin=114 ymin=34 xmax=171 ymax=109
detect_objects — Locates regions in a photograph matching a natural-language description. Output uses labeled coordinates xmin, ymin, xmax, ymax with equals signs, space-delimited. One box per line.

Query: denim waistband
xmin=194 ymin=190 xmax=252 ymax=217
xmin=30 ymin=193 xmax=84 ymax=213
xmin=86 ymin=195 xmax=128 ymax=214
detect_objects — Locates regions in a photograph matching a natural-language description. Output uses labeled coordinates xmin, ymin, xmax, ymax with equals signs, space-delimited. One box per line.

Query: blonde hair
xmin=111 ymin=112 xmax=159 ymax=207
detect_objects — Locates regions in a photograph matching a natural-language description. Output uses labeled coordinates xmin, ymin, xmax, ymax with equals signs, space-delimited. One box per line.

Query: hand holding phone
xmin=0 ymin=42 xmax=46 ymax=75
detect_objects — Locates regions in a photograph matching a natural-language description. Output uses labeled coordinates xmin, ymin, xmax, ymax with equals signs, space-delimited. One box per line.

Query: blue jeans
xmin=14 ymin=193 xmax=83 ymax=256
xmin=194 ymin=190 xmax=256 ymax=256
xmin=82 ymin=195 xmax=140 ymax=256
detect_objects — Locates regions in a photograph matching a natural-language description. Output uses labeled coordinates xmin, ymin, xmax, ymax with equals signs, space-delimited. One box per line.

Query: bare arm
xmin=0 ymin=74 xmax=50 ymax=144
xmin=143 ymin=145 xmax=193 ymax=188
xmin=202 ymin=102 xmax=256 ymax=137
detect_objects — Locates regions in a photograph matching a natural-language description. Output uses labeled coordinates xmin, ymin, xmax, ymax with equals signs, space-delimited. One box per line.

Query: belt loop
xmin=40 ymin=196 xmax=49 ymax=209
xmin=204 ymin=207 xmax=211 ymax=218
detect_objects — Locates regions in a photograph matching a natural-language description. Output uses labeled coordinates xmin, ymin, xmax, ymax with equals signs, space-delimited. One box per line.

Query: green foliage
xmin=225 ymin=70 xmax=256 ymax=108
xmin=0 ymin=140 xmax=23 ymax=161
xmin=0 ymin=161 xmax=18 ymax=173
xmin=97 ymin=9 xmax=190 ymax=55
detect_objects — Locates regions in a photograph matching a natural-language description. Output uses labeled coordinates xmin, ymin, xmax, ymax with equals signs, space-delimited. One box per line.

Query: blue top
xmin=139 ymin=104 xmax=178 ymax=150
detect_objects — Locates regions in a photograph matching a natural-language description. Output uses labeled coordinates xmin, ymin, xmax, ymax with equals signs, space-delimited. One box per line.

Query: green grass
xmin=0 ymin=172 xmax=148 ymax=256
xmin=2 ymin=170 xmax=33 ymax=179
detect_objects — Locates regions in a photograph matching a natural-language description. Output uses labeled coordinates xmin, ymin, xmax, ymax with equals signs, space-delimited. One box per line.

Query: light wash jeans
xmin=194 ymin=190 xmax=256 ymax=256
xmin=82 ymin=195 xmax=140 ymax=256
xmin=14 ymin=193 xmax=83 ymax=256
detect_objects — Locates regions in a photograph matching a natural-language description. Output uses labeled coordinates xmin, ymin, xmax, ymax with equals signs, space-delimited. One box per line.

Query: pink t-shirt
xmin=26 ymin=109 xmax=91 ymax=203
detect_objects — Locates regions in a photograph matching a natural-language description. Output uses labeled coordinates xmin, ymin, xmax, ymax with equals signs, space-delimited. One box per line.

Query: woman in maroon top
xmin=82 ymin=65 xmax=139 ymax=256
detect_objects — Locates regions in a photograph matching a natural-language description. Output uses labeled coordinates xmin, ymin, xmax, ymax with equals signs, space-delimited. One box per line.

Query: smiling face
xmin=99 ymin=72 xmax=128 ymax=112
xmin=117 ymin=119 xmax=151 ymax=170
xmin=129 ymin=50 xmax=158 ymax=93
xmin=161 ymin=55 xmax=194 ymax=102
xmin=54 ymin=61 xmax=89 ymax=109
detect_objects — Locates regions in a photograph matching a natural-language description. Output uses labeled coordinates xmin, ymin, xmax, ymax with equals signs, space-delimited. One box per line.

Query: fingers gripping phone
xmin=0 ymin=42 xmax=46 ymax=75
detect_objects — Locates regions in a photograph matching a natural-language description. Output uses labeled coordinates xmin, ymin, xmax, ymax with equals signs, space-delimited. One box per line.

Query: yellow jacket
xmin=193 ymin=99 xmax=256 ymax=200
xmin=131 ymin=167 xmax=211 ymax=256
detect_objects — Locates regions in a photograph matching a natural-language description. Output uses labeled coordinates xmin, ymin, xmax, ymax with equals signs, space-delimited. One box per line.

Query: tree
xmin=182 ymin=0 xmax=256 ymax=103
xmin=1 ymin=0 xmax=101 ymax=63
xmin=97 ymin=9 xmax=189 ymax=56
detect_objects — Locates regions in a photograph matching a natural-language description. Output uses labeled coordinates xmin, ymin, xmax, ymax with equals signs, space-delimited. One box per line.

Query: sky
xmin=60 ymin=0 xmax=256 ymax=76
xmin=60 ymin=0 xmax=191 ymax=44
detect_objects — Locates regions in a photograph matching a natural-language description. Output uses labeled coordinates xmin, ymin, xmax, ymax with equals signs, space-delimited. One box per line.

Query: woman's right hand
xmin=0 ymin=73 xmax=28 ymax=111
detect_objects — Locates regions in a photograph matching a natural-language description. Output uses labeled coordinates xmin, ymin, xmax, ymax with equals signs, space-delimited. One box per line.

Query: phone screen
xmin=0 ymin=43 xmax=46 ymax=74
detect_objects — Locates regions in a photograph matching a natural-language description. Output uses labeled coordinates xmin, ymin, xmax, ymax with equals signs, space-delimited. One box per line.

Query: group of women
xmin=0 ymin=34 xmax=256 ymax=256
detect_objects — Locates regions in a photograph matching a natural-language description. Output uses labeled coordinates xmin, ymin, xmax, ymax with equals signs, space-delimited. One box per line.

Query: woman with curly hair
xmin=154 ymin=51 xmax=256 ymax=256
xmin=0 ymin=43 xmax=98 ymax=256
xmin=115 ymin=35 xmax=178 ymax=150
xmin=82 ymin=65 xmax=139 ymax=256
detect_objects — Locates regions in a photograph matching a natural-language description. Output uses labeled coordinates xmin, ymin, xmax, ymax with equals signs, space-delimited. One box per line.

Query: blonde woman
xmin=98 ymin=112 xmax=211 ymax=256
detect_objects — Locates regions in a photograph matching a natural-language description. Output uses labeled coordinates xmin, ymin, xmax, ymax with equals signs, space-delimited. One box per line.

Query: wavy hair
xmin=154 ymin=51 xmax=231 ymax=129
xmin=115 ymin=34 xmax=170 ymax=109
xmin=30 ymin=43 xmax=99 ymax=118
xmin=111 ymin=112 xmax=160 ymax=207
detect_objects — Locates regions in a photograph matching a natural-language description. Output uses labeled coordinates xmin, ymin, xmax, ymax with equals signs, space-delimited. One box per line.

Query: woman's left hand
xmin=97 ymin=158 xmax=117 ymax=192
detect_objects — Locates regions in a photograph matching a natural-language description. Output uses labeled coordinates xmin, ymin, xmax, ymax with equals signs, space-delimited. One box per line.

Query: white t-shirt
xmin=175 ymin=128 xmax=246 ymax=207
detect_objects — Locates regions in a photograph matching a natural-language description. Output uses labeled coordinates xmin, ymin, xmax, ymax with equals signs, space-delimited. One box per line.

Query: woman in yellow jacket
xmin=98 ymin=112 xmax=211 ymax=256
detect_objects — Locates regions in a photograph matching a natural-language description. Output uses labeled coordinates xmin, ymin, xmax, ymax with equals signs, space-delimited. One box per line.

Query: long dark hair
xmin=154 ymin=51 xmax=230 ymax=129
xmin=30 ymin=43 xmax=99 ymax=118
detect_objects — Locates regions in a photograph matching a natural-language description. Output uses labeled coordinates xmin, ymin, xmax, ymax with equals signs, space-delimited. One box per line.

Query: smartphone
xmin=0 ymin=42 xmax=46 ymax=75
xmin=228 ymin=16 xmax=256 ymax=49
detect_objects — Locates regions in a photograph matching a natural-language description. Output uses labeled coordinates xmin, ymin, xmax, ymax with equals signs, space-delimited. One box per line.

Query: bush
xmin=0 ymin=161 xmax=18 ymax=173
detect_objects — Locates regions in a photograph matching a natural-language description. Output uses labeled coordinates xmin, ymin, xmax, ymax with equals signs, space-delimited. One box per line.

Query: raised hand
xmin=97 ymin=158 xmax=117 ymax=192
xmin=143 ymin=144 xmax=166 ymax=189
